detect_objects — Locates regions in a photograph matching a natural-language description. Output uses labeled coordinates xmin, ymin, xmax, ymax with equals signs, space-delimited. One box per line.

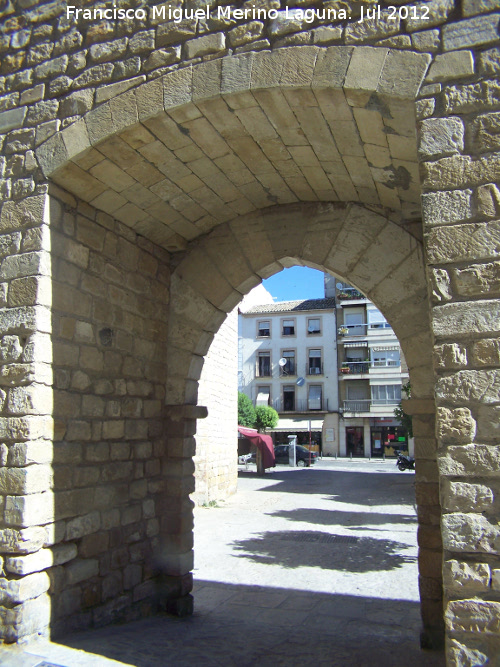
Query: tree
xmin=394 ymin=381 xmax=413 ymax=438
xmin=255 ymin=405 xmax=279 ymax=432
xmin=238 ymin=392 xmax=256 ymax=428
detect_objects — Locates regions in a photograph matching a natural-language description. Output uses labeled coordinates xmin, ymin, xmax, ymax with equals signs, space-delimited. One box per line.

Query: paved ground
xmin=1 ymin=459 xmax=445 ymax=666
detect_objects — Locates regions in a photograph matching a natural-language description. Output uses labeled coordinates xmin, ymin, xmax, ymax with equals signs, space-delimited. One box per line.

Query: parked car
xmin=274 ymin=444 xmax=317 ymax=467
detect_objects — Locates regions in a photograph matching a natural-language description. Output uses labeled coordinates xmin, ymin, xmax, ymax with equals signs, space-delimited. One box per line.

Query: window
xmin=283 ymin=385 xmax=295 ymax=411
xmin=257 ymin=320 xmax=270 ymax=337
xmin=282 ymin=319 xmax=295 ymax=336
xmin=257 ymin=352 xmax=271 ymax=377
xmin=256 ymin=386 xmax=271 ymax=406
xmin=372 ymin=349 xmax=400 ymax=367
xmin=371 ymin=385 xmax=402 ymax=404
xmin=308 ymin=349 xmax=322 ymax=375
xmin=281 ymin=350 xmax=296 ymax=376
xmin=308 ymin=385 xmax=322 ymax=411
xmin=307 ymin=318 xmax=321 ymax=335
xmin=345 ymin=312 xmax=365 ymax=335
xmin=368 ymin=308 xmax=391 ymax=329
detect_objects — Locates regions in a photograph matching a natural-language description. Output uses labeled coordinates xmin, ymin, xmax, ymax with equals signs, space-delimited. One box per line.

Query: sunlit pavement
xmin=1 ymin=459 xmax=445 ymax=666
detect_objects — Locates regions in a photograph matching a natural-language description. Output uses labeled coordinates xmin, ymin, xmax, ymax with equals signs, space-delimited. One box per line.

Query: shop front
xmin=370 ymin=418 xmax=408 ymax=458
xmin=272 ymin=417 xmax=323 ymax=454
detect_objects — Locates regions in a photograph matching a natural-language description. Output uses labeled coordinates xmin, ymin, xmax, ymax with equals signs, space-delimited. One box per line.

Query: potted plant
xmin=338 ymin=326 xmax=349 ymax=336
xmin=340 ymin=363 xmax=350 ymax=374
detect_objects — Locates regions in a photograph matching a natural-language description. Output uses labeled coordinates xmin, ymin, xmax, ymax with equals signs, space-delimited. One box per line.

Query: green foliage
xmin=394 ymin=381 xmax=413 ymax=438
xmin=238 ymin=392 xmax=256 ymax=428
xmin=255 ymin=405 xmax=279 ymax=431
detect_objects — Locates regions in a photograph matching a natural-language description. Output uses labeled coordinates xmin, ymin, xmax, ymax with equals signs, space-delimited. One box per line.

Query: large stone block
xmin=452 ymin=262 xmax=500 ymax=298
xmin=433 ymin=300 xmax=500 ymax=338
xmin=442 ymin=480 xmax=494 ymax=512
xmin=0 ymin=571 xmax=49 ymax=605
xmin=0 ymin=526 xmax=46 ymax=554
xmin=6 ymin=543 xmax=77 ymax=575
xmin=419 ymin=117 xmax=464 ymax=159
xmin=446 ymin=599 xmax=500 ymax=635
xmin=436 ymin=369 xmax=500 ymax=405
xmin=421 ymin=189 xmax=473 ymax=226
xmin=443 ymin=513 xmax=500 ymax=554
xmin=437 ymin=407 xmax=476 ymax=446
xmin=439 ymin=445 xmax=500 ymax=477
xmin=443 ymin=560 xmax=491 ymax=595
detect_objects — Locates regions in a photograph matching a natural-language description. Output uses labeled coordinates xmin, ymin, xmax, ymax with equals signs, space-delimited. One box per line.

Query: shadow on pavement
xmin=230 ymin=529 xmax=416 ymax=572
xmin=267 ymin=507 xmax=417 ymax=528
xmin=239 ymin=467 xmax=415 ymax=507
xmin=60 ymin=580 xmax=444 ymax=667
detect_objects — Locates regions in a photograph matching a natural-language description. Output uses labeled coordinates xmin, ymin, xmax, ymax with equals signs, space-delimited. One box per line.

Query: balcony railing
xmin=340 ymin=360 xmax=400 ymax=375
xmin=272 ymin=398 xmax=329 ymax=413
xmin=306 ymin=362 xmax=323 ymax=376
xmin=342 ymin=399 xmax=400 ymax=412
xmin=338 ymin=324 xmax=368 ymax=336
xmin=341 ymin=361 xmax=370 ymax=374
xmin=279 ymin=365 xmax=296 ymax=377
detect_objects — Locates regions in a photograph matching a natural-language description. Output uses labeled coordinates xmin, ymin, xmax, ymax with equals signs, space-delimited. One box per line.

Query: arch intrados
xmin=36 ymin=46 xmax=431 ymax=253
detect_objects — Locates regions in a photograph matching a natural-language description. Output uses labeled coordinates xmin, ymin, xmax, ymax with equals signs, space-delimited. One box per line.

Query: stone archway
xmin=167 ymin=199 xmax=441 ymax=643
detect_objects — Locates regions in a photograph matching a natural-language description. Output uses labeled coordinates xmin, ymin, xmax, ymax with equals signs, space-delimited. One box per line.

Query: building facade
xmin=325 ymin=276 xmax=411 ymax=458
xmin=238 ymin=298 xmax=340 ymax=455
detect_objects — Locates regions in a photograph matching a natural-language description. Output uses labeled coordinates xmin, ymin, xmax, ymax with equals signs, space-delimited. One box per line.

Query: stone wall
xmin=193 ymin=307 xmax=237 ymax=506
xmin=0 ymin=0 xmax=499 ymax=662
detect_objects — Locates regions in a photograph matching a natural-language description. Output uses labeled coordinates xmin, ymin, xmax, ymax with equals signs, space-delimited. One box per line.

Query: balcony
xmin=272 ymin=398 xmax=329 ymax=413
xmin=337 ymin=288 xmax=366 ymax=302
xmin=340 ymin=361 xmax=370 ymax=375
xmin=279 ymin=365 xmax=296 ymax=377
xmin=340 ymin=360 xmax=401 ymax=376
xmin=338 ymin=324 xmax=368 ymax=337
xmin=342 ymin=399 xmax=400 ymax=413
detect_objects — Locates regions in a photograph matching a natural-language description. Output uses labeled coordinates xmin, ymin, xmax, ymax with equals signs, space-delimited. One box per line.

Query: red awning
xmin=238 ymin=426 xmax=275 ymax=469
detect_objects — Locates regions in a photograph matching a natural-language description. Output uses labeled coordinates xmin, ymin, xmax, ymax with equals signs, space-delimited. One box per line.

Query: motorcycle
xmin=396 ymin=453 xmax=415 ymax=471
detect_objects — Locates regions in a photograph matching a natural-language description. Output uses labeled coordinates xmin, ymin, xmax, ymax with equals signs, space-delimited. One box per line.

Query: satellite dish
xmin=278 ymin=358 xmax=287 ymax=367
xmin=296 ymin=377 xmax=305 ymax=386
xmin=336 ymin=283 xmax=343 ymax=289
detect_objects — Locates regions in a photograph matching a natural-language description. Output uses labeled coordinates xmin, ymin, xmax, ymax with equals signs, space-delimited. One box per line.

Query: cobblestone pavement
xmin=1 ymin=460 xmax=445 ymax=667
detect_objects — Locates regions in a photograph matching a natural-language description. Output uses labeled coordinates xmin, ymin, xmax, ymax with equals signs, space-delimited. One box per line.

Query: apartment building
xmin=325 ymin=275 xmax=410 ymax=458
xmin=238 ymin=298 xmax=340 ymax=455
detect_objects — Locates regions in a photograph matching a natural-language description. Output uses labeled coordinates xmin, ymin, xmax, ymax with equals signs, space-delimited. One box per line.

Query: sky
xmin=262 ymin=266 xmax=325 ymax=302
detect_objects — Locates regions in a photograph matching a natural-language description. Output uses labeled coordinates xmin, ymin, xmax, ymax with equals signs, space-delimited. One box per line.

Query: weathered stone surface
xmin=452 ymin=262 xmax=500 ymax=298
xmin=434 ymin=343 xmax=468 ymax=370
xmin=422 ymin=154 xmax=500 ymax=190
xmin=437 ymin=407 xmax=476 ymax=446
xmin=472 ymin=338 xmax=500 ymax=367
xmin=442 ymin=513 xmax=500 ymax=554
xmin=6 ymin=543 xmax=77 ymax=575
xmin=433 ymin=302 xmax=500 ymax=339
xmin=444 ymin=81 xmax=500 ymax=115
xmin=185 ymin=32 xmax=225 ymax=60
xmin=427 ymin=50 xmax=474 ymax=83
xmin=419 ymin=117 xmax=464 ymax=159
xmin=446 ymin=599 xmax=500 ymax=634
xmin=438 ymin=445 xmax=500 ymax=477
xmin=0 ymin=571 xmax=49 ymax=604
xmin=477 ymin=183 xmax=500 ymax=219
xmin=443 ymin=14 xmax=500 ymax=51
xmin=470 ymin=112 xmax=500 ymax=153
xmin=442 ymin=481 xmax=494 ymax=512
xmin=405 ymin=0 xmax=454 ymax=31
xmin=437 ymin=369 xmax=500 ymax=405
xmin=0 ymin=593 xmax=50 ymax=642
xmin=426 ymin=221 xmax=500 ymax=264
xmin=0 ymin=526 xmax=46 ymax=554
xmin=421 ymin=189 xmax=473 ymax=226
xmin=443 ymin=560 xmax=491 ymax=594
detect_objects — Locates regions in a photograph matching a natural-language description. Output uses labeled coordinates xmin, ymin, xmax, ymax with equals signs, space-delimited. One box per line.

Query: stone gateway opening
xmin=0 ymin=9 xmax=499 ymax=665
